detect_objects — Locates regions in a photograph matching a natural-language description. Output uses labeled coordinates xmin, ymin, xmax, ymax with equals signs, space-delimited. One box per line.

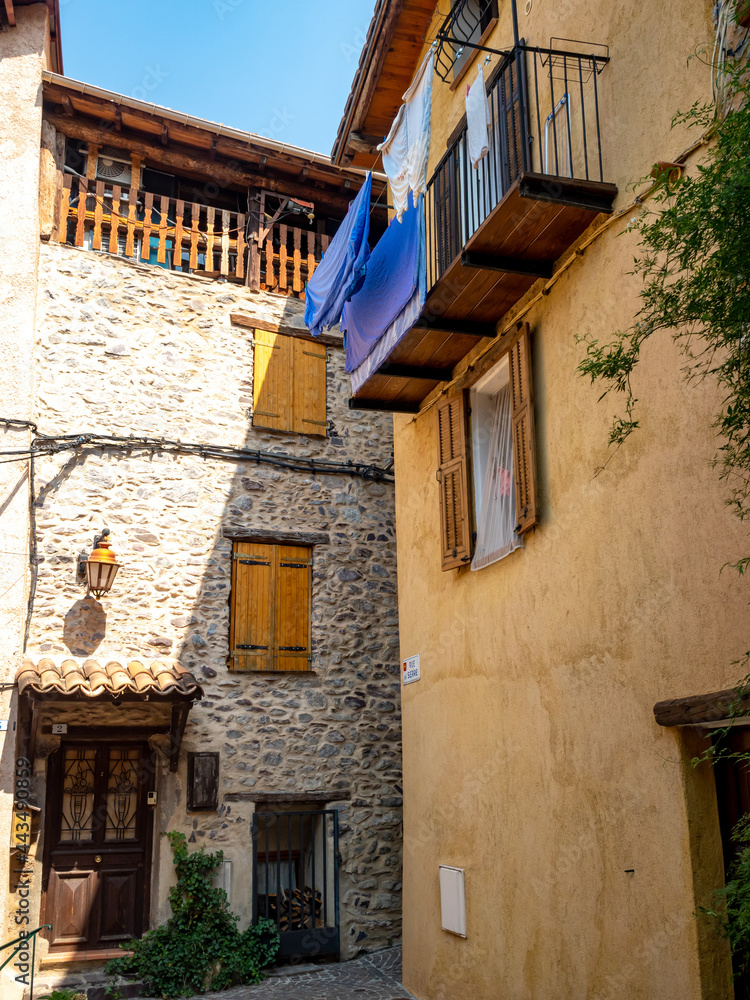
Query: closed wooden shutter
xmin=436 ymin=394 xmax=472 ymax=571
xmin=509 ymin=325 xmax=539 ymax=534
xmin=230 ymin=542 xmax=312 ymax=672
xmin=253 ymin=330 xmax=293 ymax=431
xmin=253 ymin=331 xmax=326 ymax=435
xmin=292 ymin=338 xmax=327 ymax=435
xmin=230 ymin=542 xmax=273 ymax=671
xmin=274 ymin=544 xmax=312 ymax=671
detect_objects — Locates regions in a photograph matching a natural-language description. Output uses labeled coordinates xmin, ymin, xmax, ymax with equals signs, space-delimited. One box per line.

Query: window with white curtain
xmin=470 ymin=357 xmax=522 ymax=570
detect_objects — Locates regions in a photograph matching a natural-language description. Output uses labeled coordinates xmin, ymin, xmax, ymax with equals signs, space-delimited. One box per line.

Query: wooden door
xmin=42 ymin=741 xmax=154 ymax=952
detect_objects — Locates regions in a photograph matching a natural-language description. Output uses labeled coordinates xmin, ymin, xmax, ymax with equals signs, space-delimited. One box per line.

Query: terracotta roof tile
xmin=17 ymin=657 xmax=203 ymax=701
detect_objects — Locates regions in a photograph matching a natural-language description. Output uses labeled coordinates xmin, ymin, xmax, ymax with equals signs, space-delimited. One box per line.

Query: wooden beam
xmin=44 ymin=112 xmax=371 ymax=215
xmin=376 ymin=363 xmax=453 ymax=381
xmin=61 ymin=95 xmax=74 ymax=117
xmin=4 ymin=0 xmax=15 ymax=27
xmin=461 ymin=250 xmax=553 ymax=279
xmin=160 ymin=123 xmax=169 ymax=146
xmin=226 ymin=789 xmax=351 ymax=803
xmin=43 ymin=83 xmax=385 ymax=195
xmin=347 ymin=131 xmax=382 ymax=154
xmin=114 ymin=107 xmax=122 ymax=132
xmin=413 ymin=316 xmax=496 ymax=339
xmin=653 ymin=686 xmax=750 ymax=727
xmin=348 ymin=397 xmax=421 ymax=413
xmin=223 ymin=528 xmax=330 ymax=546
xmin=168 ymin=703 xmax=190 ymax=772
xmin=230 ymin=312 xmax=342 ymax=348
xmin=40 ymin=724 xmax=171 ymax=738
xmin=519 ymin=172 xmax=618 ymax=214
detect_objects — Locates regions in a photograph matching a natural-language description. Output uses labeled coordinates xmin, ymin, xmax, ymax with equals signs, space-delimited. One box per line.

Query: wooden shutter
xmin=273 ymin=545 xmax=311 ymax=671
xmin=253 ymin=330 xmax=293 ymax=431
xmin=187 ymin=753 xmax=219 ymax=811
xmin=436 ymin=394 xmax=472 ymax=571
xmin=509 ymin=325 xmax=539 ymax=534
xmin=230 ymin=542 xmax=273 ymax=670
xmin=292 ymin=338 xmax=327 ymax=435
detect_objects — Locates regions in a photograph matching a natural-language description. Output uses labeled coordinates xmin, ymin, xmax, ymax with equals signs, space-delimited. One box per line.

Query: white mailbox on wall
xmin=439 ymin=864 xmax=467 ymax=937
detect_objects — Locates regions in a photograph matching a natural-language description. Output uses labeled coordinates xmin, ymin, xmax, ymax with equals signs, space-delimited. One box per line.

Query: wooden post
xmin=108 ymin=184 xmax=121 ymax=254
xmin=236 ymin=212 xmax=246 ymax=281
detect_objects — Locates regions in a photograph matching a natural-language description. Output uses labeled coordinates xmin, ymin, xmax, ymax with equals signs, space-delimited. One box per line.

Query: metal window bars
xmin=435 ymin=0 xmax=500 ymax=81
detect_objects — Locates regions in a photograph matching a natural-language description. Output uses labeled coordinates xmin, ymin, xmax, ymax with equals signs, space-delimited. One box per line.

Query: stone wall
xmin=27 ymin=239 xmax=402 ymax=959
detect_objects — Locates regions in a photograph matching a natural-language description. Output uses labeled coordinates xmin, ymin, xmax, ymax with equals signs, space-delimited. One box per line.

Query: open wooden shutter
xmin=253 ymin=330 xmax=293 ymax=431
xmin=509 ymin=325 xmax=538 ymax=534
xmin=273 ymin=545 xmax=311 ymax=671
xmin=292 ymin=338 xmax=327 ymax=435
xmin=436 ymin=394 xmax=472 ymax=571
xmin=230 ymin=542 xmax=273 ymax=670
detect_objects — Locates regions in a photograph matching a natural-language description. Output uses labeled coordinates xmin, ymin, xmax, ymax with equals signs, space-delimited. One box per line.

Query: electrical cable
xmin=0 ymin=424 xmax=395 ymax=484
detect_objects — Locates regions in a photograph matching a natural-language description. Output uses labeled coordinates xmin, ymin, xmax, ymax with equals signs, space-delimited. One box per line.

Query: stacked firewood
xmin=260 ymin=885 xmax=323 ymax=930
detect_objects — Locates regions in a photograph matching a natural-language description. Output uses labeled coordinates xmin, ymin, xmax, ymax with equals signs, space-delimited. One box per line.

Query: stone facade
xmin=25 ymin=239 xmax=402 ymax=961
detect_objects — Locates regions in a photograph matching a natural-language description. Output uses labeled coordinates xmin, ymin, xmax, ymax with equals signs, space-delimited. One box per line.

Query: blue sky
xmin=59 ymin=0 xmax=377 ymax=154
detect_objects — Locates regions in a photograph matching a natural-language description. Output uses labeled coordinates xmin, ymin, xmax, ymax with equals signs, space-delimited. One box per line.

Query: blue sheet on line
xmin=304 ymin=171 xmax=372 ymax=338
xmin=342 ymin=194 xmax=423 ymax=373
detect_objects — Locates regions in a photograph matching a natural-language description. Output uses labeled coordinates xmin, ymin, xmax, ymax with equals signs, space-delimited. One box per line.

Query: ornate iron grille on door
xmin=252 ymin=809 xmax=340 ymax=959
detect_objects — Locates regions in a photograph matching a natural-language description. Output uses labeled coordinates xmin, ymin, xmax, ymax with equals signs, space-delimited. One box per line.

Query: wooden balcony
xmin=350 ymin=44 xmax=618 ymax=412
xmin=57 ymin=176 xmax=329 ymax=297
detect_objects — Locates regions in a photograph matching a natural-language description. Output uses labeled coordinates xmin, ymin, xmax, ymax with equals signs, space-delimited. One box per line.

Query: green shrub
xmin=701 ymin=815 xmax=750 ymax=986
xmin=107 ymin=830 xmax=279 ymax=998
xmin=39 ymin=990 xmax=87 ymax=1000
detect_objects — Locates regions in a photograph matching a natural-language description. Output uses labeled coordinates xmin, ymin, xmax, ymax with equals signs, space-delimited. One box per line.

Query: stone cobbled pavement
xmin=138 ymin=946 xmax=415 ymax=1000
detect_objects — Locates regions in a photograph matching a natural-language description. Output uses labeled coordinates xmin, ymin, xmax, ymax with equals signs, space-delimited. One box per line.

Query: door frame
xmin=41 ymin=733 xmax=156 ymax=951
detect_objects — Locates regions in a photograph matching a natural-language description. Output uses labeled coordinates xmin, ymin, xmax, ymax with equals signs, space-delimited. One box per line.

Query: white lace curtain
xmin=471 ymin=382 xmax=522 ymax=570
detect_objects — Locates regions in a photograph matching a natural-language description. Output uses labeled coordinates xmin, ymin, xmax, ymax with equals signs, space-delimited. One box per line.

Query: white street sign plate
xmin=403 ymin=654 xmax=421 ymax=685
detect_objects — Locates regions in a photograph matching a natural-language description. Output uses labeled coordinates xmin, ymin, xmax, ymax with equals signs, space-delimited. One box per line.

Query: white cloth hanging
xmin=471 ymin=382 xmax=522 ymax=570
xmin=378 ymin=47 xmax=435 ymax=220
xmin=466 ymin=63 xmax=491 ymax=169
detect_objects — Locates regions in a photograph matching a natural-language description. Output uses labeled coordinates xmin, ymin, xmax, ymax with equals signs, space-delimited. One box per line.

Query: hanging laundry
xmin=304 ymin=171 xmax=372 ymax=338
xmin=342 ymin=193 xmax=423 ymax=372
xmin=467 ymin=63 xmax=491 ymax=169
xmin=378 ymin=47 xmax=435 ymax=221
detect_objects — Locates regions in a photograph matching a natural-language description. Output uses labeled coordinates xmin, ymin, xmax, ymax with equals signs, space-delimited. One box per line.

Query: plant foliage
xmin=578 ymin=61 xmax=750 ymax=549
xmin=107 ymin=831 xmax=279 ymax=998
xmin=701 ymin=815 xmax=750 ymax=989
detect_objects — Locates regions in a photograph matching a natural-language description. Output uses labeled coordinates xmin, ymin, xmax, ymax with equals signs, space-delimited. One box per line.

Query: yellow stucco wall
xmin=395 ymin=1 xmax=746 ymax=998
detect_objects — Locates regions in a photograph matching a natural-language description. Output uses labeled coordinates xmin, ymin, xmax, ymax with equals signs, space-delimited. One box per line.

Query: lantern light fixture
xmin=77 ymin=528 xmax=121 ymax=599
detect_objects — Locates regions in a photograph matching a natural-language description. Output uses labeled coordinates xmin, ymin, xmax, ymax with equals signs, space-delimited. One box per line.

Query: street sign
xmin=403 ymin=654 xmax=421 ymax=685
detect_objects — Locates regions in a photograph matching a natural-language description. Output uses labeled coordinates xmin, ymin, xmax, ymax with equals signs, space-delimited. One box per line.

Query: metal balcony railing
xmin=425 ymin=42 xmax=609 ymax=290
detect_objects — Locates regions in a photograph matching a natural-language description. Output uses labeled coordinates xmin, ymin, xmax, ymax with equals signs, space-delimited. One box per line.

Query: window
xmin=229 ymin=541 xmax=312 ymax=671
xmin=451 ymin=0 xmax=499 ymax=80
xmin=252 ymin=330 xmax=327 ymax=435
xmin=436 ymin=325 xmax=538 ymax=571
xmin=470 ymin=356 xmax=522 ymax=569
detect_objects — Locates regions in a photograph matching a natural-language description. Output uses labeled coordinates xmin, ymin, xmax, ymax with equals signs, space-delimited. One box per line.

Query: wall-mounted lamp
xmin=77 ymin=528 xmax=121 ymax=598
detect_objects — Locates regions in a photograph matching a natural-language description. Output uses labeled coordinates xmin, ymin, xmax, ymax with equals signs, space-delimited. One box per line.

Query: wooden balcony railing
xmin=258 ymin=223 xmax=329 ymax=296
xmin=58 ymin=177 xmax=327 ymax=297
